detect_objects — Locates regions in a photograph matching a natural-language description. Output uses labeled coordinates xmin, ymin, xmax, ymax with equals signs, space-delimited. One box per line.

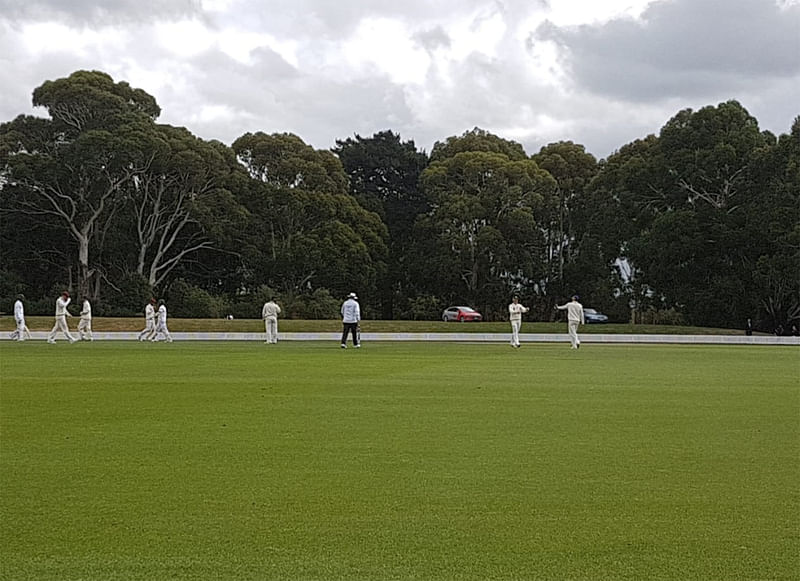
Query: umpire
xmin=340 ymin=292 xmax=361 ymax=349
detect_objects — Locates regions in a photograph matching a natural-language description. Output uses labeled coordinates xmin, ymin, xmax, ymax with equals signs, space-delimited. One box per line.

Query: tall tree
xmin=123 ymin=126 xmax=245 ymax=289
xmin=583 ymin=135 xmax=661 ymax=322
xmin=744 ymin=116 xmax=800 ymax=331
xmin=413 ymin=134 xmax=556 ymax=317
xmin=232 ymin=132 xmax=388 ymax=308
xmin=0 ymin=71 xmax=159 ymax=299
xmin=430 ymin=127 xmax=528 ymax=163
xmin=606 ymin=101 xmax=779 ymax=327
xmin=530 ymin=141 xmax=600 ymax=311
xmin=333 ymin=130 xmax=429 ymax=317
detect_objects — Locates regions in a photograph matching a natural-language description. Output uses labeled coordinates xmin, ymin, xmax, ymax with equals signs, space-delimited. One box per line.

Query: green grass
xmin=0 ymin=316 xmax=752 ymax=334
xmin=1 ymin=341 xmax=798 ymax=581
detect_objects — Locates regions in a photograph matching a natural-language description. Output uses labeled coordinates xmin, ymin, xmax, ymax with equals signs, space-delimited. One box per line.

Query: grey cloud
xmin=2 ymin=0 xmax=797 ymax=163
xmin=204 ymin=0 xmax=510 ymax=42
xmin=0 ymin=0 xmax=198 ymax=25
xmin=154 ymin=47 xmax=416 ymax=150
xmin=538 ymin=0 xmax=800 ymax=101
xmin=413 ymin=26 xmax=451 ymax=52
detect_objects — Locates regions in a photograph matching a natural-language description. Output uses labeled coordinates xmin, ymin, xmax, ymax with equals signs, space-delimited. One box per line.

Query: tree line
xmin=1 ymin=70 xmax=797 ymax=331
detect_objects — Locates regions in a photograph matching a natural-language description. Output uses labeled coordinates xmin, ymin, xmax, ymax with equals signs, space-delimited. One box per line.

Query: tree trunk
xmin=77 ymin=233 xmax=91 ymax=299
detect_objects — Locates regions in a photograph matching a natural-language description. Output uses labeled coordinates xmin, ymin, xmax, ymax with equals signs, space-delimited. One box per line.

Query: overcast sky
xmin=1 ymin=0 xmax=798 ymax=159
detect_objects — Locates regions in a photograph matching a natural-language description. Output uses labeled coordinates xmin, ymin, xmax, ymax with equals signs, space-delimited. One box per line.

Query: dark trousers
xmin=341 ymin=322 xmax=359 ymax=346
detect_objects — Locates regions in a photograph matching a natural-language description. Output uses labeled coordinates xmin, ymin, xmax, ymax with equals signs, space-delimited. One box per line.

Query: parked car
xmin=442 ymin=306 xmax=483 ymax=322
xmin=584 ymin=308 xmax=609 ymax=323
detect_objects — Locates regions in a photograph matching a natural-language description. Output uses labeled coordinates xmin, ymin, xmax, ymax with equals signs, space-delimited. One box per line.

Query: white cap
xmin=348 ymin=292 xmax=358 ymax=299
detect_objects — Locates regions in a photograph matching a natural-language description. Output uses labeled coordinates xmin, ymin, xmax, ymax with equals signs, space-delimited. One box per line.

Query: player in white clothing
xmin=47 ymin=291 xmax=77 ymax=344
xmin=555 ymin=295 xmax=585 ymax=349
xmin=262 ymin=297 xmax=281 ymax=344
xmin=77 ymin=296 xmax=93 ymax=341
xmin=508 ymin=295 xmax=529 ymax=348
xmin=151 ymin=299 xmax=173 ymax=343
xmin=10 ymin=294 xmax=31 ymax=341
xmin=138 ymin=298 xmax=157 ymax=341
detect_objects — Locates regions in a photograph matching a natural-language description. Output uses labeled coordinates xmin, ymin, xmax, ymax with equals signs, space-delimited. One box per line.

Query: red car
xmin=442 ymin=306 xmax=483 ymax=322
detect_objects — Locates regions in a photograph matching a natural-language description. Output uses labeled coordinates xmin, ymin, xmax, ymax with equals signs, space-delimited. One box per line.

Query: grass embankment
xmin=1 ymin=342 xmax=797 ymax=581
xmin=0 ymin=316 xmax=749 ymax=334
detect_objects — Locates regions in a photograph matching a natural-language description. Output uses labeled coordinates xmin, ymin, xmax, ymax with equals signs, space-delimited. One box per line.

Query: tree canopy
xmin=1 ymin=72 xmax=797 ymax=331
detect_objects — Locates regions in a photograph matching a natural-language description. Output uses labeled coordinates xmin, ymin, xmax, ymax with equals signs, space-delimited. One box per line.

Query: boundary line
xmin=5 ymin=332 xmax=799 ymax=345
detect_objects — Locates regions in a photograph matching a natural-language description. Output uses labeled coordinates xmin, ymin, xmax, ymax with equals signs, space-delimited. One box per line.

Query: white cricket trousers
xmin=78 ymin=318 xmax=93 ymax=341
xmin=12 ymin=318 xmax=30 ymax=341
xmin=510 ymin=320 xmax=522 ymax=347
xmin=48 ymin=316 xmax=76 ymax=343
xmin=568 ymin=321 xmax=580 ymax=349
xmin=265 ymin=316 xmax=278 ymax=343
xmin=152 ymin=322 xmax=172 ymax=342
xmin=138 ymin=320 xmax=155 ymax=341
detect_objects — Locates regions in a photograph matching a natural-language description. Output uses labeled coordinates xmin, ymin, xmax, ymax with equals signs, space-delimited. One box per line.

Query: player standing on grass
xmin=340 ymin=292 xmax=360 ymax=349
xmin=78 ymin=296 xmax=93 ymax=341
xmin=10 ymin=294 xmax=30 ymax=341
xmin=10 ymin=294 xmax=32 ymax=341
xmin=508 ymin=295 xmax=529 ymax=348
xmin=47 ymin=291 xmax=77 ymax=344
xmin=262 ymin=297 xmax=281 ymax=344
xmin=555 ymin=295 xmax=585 ymax=349
xmin=151 ymin=299 xmax=173 ymax=343
xmin=138 ymin=298 xmax=157 ymax=341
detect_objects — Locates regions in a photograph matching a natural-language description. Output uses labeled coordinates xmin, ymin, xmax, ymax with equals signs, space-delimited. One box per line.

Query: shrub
xmin=167 ymin=279 xmax=230 ymax=318
xmin=102 ymin=273 xmax=153 ymax=317
xmin=287 ymin=288 xmax=339 ymax=319
xmin=637 ymin=307 xmax=686 ymax=326
xmin=401 ymin=294 xmax=445 ymax=321
xmin=229 ymin=285 xmax=278 ymax=319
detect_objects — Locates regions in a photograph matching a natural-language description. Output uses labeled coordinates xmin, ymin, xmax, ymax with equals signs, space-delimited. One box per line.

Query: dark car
xmin=442 ymin=306 xmax=483 ymax=322
xmin=584 ymin=308 xmax=609 ymax=324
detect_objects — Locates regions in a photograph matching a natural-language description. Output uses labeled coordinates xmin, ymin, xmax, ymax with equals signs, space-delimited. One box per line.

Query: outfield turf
xmin=1 ymin=341 xmax=798 ymax=581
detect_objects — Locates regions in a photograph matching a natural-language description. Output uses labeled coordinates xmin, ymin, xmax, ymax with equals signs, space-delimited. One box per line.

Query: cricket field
xmin=1 ymin=341 xmax=797 ymax=580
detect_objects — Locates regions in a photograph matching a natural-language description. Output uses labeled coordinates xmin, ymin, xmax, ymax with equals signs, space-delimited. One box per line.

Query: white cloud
xmin=154 ymin=20 xmax=214 ymax=58
xmin=546 ymin=0 xmax=657 ymax=25
xmin=342 ymin=17 xmax=431 ymax=84
xmin=0 ymin=0 xmax=797 ymax=161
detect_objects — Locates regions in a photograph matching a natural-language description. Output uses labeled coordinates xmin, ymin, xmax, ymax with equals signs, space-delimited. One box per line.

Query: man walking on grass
xmin=10 ymin=294 xmax=31 ymax=341
xmin=138 ymin=298 xmax=157 ymax=341
xmin=78 ymin=296 xmax=93 ymax=341
xmin=151 ymin=299 xmax=173 ymax=343
xmin=555 ymin=295 xmax=585 ymax=349
xmin=262 ymin=297 xmax=281 ymax=344
xmin=47 ymin=291 xmax=77 ymax=344
xmin=340 ymin=292 xmax=360 ymax=349
xmin=508 ymin=295 xmax=529 ymax=348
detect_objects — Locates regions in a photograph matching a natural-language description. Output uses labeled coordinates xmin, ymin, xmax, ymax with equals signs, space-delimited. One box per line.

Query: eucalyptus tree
xmin=602 ymin=101 xmax=780 ymax=327
xmin=430 ymin=127 xmax=527 ymax=163
xmin=413 ymin=131 xmax=557 ymax=317
xmin=122 ymin=126 xmax=245 ymax=290
xmin=0 ymin=70 xmax=159 ymax=299
xmin=232 ymin=132 xmax=388 ymax=306
xmin=744 ymin=116 xmax=800 ymax=331
xmin=530 ymin=141 xmax=600 ymax=309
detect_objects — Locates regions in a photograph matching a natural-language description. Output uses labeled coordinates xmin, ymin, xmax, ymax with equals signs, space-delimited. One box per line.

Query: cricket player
xmin=151 ymin=299 xmax=173 ymax=343
xmin=138 ymin=298 xmax=157 ymax=341
xmin=262 ymin=297 xmax=281 ymax=344
xmin=508 ymin=295 xmax=529 ymax=348
xmin=555 ymin=295 xmax=585 ymax=349
xmin=78 ymin=296 xmax=93 ymax=341
xmin=340 ymin=292 xmax=360 ymax=348
xmin=47 ymin=291 xmax=77 ymax=344
xmin=10 ymin=294 xmax=31 ymax=341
